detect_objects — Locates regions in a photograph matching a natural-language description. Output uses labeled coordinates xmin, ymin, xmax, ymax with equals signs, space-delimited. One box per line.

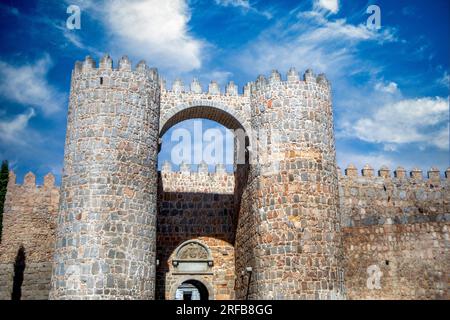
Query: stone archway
xmin=172 ymin=277 xmax=214 ymax=300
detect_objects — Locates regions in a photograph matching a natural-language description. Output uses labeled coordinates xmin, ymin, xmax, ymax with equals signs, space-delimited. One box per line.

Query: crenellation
xmin=243 ymin=82 xmax=252 ymax=96
xmin=286 ymin=67 xmax=299 ymax=82
xmin=99 ymin=54 xmax=113 ymax=70
xmin=341 ymin=165 xmax=448 ymax=182
xmin=395 ymin=166 xmax=407 ymax=179
xmin=23 ymin=172 xmax=36 ymax=187
xmin=427 ymin=167 xmax=440 ymax=180
xmin=378 ymin=165 xmax=390 ymax=178
xmin=362 ymin=164 xmax=374 ymax=177
xmin=7 ymin=170 xmax=15 ymax=187
xmin=172 ymin=78 xmax=184 ymax=93
xmin=190 ymin=78 xmax=202 ymax=93
xmin=43 ymin=173 xmax=55 ymax=188
xmin=411 ymin=168 xmax=423 ymax=180
xmin=73 ymin=61 xmax=83 ymax=74
xmin=303 ymin=68 xmax=315 ymax=82
xmin=162 ymin=160 xmax=172 ymax=172
xmin=225 ymin=81 xmax=238 ymax=96
xmin=198 ymin=161 xmax=208 ymax=174
xmin=82 ymin=55 xmax=96 ymax=71
xmin=180 ymin=162 xmax=191 ymax=173
xmin=269 ymin=69 xmax=282 ymax=83
xmin=118 ymin=55 xmax=131 ymax=71
xmin=160 ymin=166 xmax=234 ymax=194
xmin=345 ymin=164 xmax=358 ymax=177
xmin=208 ymin=81 xmax=220 ymax=95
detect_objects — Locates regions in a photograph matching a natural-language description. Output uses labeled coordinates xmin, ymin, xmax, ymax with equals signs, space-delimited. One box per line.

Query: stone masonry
xmin=0 ymin=55 xmax=448 ymax=300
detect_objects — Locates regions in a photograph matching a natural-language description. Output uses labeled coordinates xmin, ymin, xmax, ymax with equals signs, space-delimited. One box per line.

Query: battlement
xmin=161 ymin=68 xmax=329 ymax=97
xmin=160 ymin=161 xmax=234 ymax=194
xmin=72 ymin=54 xmax=160 ymax=81
xmin=251 ymin=68 xmax=331 ymax=92
xmin=338 ymin=164 xmax=450 ymax=182
xmin=161 ymin=77 xmax=247 ymax=97
xmin=7 ymin=170 xmax=59 ymax=190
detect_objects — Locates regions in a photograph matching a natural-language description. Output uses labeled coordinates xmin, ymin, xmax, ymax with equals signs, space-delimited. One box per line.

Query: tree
xmin=0 ymin=160 xmax=9 ymax=242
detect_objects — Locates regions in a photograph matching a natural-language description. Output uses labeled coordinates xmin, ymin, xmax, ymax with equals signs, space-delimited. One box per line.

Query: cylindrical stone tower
xmin=237 ymin=68 xmax=344 ymax=299
xmin=50 ymin=55 xmax=160 ymax=299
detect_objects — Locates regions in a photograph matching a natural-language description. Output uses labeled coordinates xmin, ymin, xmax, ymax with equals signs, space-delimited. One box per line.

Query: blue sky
xmin=0 ymin=0 xmax=448 ymax=184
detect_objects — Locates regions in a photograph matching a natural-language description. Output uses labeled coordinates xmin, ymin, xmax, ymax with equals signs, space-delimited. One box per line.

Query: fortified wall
xmin=0 ymin=165 xmax=448 ymax=299
xmin=339 ymin=165 xmax=449 ymax=300
xmin=0 ymin=55 xmax=448 ymax=300
xmin=0 ymin=172 xmax=59 ymax=300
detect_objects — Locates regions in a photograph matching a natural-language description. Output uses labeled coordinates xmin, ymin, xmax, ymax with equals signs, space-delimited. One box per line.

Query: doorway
xmin=175 ymin=279 xmax=209 ymax=300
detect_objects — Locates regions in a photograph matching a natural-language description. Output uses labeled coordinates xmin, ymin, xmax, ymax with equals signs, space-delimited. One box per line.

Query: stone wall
xmin=49 ymin=55 xmax=161 ymax=300
xmin=1 ymin=164 xmax=449 ymax=300
xmin=339 ymin=165 xmax=450 ymax=299
xmin=235 ymin=69 xmax=344 ymax=300
xmin=0 ymin=171 xmax=59 ymax=300
xmin=156 ymin=167 xmax=236 ymax=300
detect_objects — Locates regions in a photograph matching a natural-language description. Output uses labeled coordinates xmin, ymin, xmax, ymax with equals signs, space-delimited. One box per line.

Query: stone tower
xmin=49 ymin=55 xmax=160 ymax=299
xmin=235 ymin=69 xmax=344 ymax=299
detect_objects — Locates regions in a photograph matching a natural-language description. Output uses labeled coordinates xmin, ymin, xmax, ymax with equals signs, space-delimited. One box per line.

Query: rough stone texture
xmin=49 ymin=56 xmax=161 ymax=300
xmin=159 ymin=80 xmax=251 ymax=137
xmin=1 ymin=57 xmax=448 ymax=300
xmin=0 ymin=171 xmax=59 ymax=300
xmin=160 ymin=162 xmax=234 ymax=194
xmin=339 ymin=166 xmax=450 ymax=299
xmin=235 ymin=70 xmax=345 ymax=300
xmin=156 ymin=168 xmax=236 ymax=300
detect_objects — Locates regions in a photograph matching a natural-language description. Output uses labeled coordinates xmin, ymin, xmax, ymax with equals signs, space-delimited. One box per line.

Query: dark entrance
xmin=175 ymin=279 xmax=209 ymax=300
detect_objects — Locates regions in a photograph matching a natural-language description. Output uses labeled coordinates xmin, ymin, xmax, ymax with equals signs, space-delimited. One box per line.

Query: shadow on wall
xmin=12 ymin=245 xmax=26 ymax=300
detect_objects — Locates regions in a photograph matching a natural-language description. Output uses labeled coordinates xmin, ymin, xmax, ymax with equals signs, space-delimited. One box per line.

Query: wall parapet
xmin=160 ymin=162 xmax=234 ymax=194
xmin=338 ymin=165 xmax=450 ymax=229
xmin=7 ymin=171 xmax=59 ymax=190
xmin=72 ymin=54 xmax=160 ymax=81
xmin=340 ymin=164 xmax=450 ymax=182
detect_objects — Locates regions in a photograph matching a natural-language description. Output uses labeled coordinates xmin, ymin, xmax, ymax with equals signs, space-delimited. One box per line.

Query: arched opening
xmin=11 ymin=245 xmax=26 ymax=300
xmin=175 ymin=279 xmax=209 ymax=301
xmin=156 ymin=104 xmax=251 ymax=300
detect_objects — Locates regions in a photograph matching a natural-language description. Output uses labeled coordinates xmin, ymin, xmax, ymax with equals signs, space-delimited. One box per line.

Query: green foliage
xmin=0 ymin=160 xmax=9 ymax=242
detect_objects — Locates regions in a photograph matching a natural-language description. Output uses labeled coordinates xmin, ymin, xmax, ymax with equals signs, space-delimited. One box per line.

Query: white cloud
xmin=100 ymin=0 xmax=205 ymax=73
xmin=343 ymin=97 xmax=449 ymax=150
xmin=0 ymin=55 xmax=63 ymax=115
xmin=0 ymin=109 xmax=36 ymax=145
xmin=375 ymin=81 xmax=399 ymax=94
xmin=215 ymin=0 xmax=250 ymax=9
xmin=437 ymin=71 xmax=449 ymax=87
xmin=214 ymin=0 xmax=273 ymax=19
xmin=236 ymin=10 xmax=396 ymax=78
xmin=315 ymin=0 xmax=339 ymax=14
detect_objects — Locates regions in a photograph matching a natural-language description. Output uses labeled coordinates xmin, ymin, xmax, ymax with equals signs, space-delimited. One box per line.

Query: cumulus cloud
xmin=0 ymin=55 xmax=63 ymax=115
xmin=342 ymin=97 xmax=449 ymax=150
xmin=100 ymin=0 xmax=204 ymax=73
